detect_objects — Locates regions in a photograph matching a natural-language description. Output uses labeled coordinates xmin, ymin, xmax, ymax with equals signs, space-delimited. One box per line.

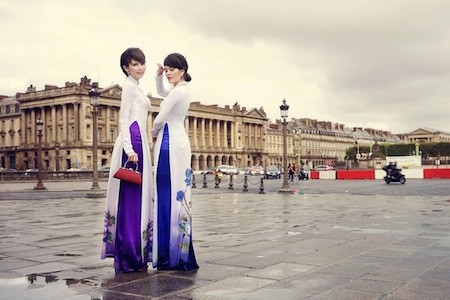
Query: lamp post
xmin=87 ymin=82 xmax=105 ymax=198
xmin=279 ymin=99 xmax=291 ymax=193
xmin=34 ymin=117 xmax=46 ymax=190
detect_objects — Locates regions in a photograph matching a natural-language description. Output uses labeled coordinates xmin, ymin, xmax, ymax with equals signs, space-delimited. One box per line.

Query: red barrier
xmin=423 ymin=169 xmax=450 ymax=179
xmin=336 ymin=170 xmax=375 ymax=180
xmin=310 ymin=171 xmax=320 ymax=179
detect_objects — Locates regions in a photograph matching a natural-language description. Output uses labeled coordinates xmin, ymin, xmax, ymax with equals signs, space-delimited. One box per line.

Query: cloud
xmin=162 ymin=1 xmax=450 ymax=132
xmin=1 ymin=0 xmax=449 ymax=134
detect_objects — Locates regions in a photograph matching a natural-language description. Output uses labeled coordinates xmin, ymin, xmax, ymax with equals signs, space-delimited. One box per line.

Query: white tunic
xmin=152 ymin=75 xmax=193 ymax=266
xmin=101 ymin=76 xmax=154 ymax=261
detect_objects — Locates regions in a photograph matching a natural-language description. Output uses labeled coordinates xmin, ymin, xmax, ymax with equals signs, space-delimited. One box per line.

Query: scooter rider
xmin=385 ymin=161 xmax=400 ymax=178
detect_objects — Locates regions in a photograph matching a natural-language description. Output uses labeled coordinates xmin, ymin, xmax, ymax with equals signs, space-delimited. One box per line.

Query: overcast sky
xmin=1 ymin=0 xmax=449 ymax=134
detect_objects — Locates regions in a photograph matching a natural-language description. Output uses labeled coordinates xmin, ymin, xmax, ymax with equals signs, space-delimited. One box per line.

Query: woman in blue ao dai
xmin=151 ymin=53 xmax=199 ymax=270
xmin=101 ymin=48 xmax=154 ymax=273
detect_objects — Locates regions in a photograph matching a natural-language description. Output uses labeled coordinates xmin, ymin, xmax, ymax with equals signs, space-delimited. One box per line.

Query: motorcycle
xmin=382 ymin=163 xmax=406 ymax=184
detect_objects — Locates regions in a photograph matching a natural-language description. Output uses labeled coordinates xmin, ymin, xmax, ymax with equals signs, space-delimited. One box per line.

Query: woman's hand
xmin=156 ymin=63 xmax=164 ymax=76
xmin=127 ymin=152 xmax=138 ymax=163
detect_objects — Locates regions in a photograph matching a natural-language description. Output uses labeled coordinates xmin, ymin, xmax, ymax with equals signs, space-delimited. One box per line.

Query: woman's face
xmin=125 ymin=59 xmax=146 ymax=81
xmin=164 ymin=66 xmax=184 ymax=86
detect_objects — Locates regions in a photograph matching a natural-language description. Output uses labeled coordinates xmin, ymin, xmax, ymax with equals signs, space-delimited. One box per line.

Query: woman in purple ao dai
xmin=101 ymin=48 xmax=154 ymax=273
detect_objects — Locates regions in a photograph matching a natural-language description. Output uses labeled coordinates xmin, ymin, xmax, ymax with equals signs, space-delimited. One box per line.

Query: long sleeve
xmin=151 ymin=87 xmax=185 ymax=137
xmin=156 ymin=75 xmax=170 ymax=97
xmin=119 ymin=82 xmax=136 ymax=155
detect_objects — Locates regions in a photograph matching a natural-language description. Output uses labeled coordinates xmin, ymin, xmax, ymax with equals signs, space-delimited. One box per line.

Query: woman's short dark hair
xmin=120 ymin=48 xmax=146 ymax=76
xmin=163 ymin=53 xmax=191 ymax=82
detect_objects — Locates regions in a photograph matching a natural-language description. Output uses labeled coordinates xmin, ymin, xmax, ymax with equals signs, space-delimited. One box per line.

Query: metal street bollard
xmin=192 ymin=174 xmax=196 ymax=188
xmin=215 ymin=174 xmax=220 ymax=188
xmin=203 ymin=173 xmax=207 ymax=188
xmin=259 ymin=177 xmax=265 ymax=194
xmin=243 ymin=174 xmax=248 ymax=192
xmin=228 ymin=174 xmax=234 ymax=190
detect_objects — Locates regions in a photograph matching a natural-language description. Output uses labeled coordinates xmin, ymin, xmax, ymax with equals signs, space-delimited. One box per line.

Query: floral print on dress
xmin=176 ymin=191 xmax=185 ymax=202
xmin=176 ymin=168 xmax=193 ymax=263
xmin=184 ymin=169 xmax=192 ymax=186
xmin=103 ymin=211 xmax=115 ymax=243
xmin=143 ymin=221 xmax=153 ymax=260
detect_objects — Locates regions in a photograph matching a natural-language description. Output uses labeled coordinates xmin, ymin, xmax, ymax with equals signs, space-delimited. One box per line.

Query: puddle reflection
xmin=0 ymin=274 xmax=101 ymax=300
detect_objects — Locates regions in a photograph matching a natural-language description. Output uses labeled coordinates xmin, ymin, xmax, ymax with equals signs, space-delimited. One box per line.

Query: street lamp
xmin=34 ymin=117 xmax=46 ymax=190
xmin=87 ymin=82 xmax=105 ymax=198
xmin=279 ymin=99 xmax=291 ymax=193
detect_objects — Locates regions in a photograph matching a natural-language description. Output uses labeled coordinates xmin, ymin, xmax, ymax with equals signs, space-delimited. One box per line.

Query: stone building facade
xmin=265 ymin=118 xmax=402 ymax=169
xmin=266 ymin=118 xmax=354 ymax=168
xmin=14 ymin=76 xmax=122 ymax=171
xmin=0 ymin=96 xmax=21 ymax=169
xmin=0 ymin=76 xmax=269 ymax=171
xmin=403 ymin=127 xmax=450 ymax=143
xmin=2 ymin=76 xmax=432 ymax=172
xmin=151 ymin=101 xmax=268 ymax=171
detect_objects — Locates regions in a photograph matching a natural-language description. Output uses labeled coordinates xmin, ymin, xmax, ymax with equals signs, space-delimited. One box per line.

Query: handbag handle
xmin=123 ymin=160 xmax=139 ymax=172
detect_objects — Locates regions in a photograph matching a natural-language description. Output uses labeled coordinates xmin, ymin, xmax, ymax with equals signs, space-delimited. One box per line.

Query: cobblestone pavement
xmin=1 ymin=180 xmax=450 ymax=299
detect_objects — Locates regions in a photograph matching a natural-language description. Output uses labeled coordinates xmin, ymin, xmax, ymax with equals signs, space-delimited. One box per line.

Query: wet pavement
xmin=1 ymin=180 xmax=450 ymax=299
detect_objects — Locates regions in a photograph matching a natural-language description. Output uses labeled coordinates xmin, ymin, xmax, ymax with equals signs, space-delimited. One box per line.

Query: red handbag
xmin=113 ymin=161 xmax=142 ymax=185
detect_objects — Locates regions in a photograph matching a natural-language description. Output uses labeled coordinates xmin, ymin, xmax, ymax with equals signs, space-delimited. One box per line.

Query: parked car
xmin=99 ymin=166 xmax=110 ymax=176
xmin=0 ymin=168 xmax=17 ymax=173
xmin=314 ymin=165 xmax=334 ymax=171
xmin=264 ymin=165 xmax=281 ymax=179
xmin=250 ymin=165 xmax=264 ymax=176
xmin=0 ymin=168 xmax=18 ymax=179
xmin=202 ymin=167 xmax=214 ymax=174
xmin=216 ymin=165 xmax=239 ymax=175
xmin=23 ymin=168 xmax=39 ymax=178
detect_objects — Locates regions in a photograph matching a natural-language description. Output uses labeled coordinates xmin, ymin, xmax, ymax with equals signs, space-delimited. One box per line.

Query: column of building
xmin=74 ymin=103 xmax=79 ymax=141
xmin=51 ymin=106 xmax=57 ymax=143
xmin=30 ymin=109 xmax=36 ymax=145
xmin=200 ymin=118 xmax=206 ymax=148
xmin=208 ymin=119 xmax=213 ymax=148
xmin=105 ymin=107 xmax=111 ymax=143
xmin=20 ymin=109 xmax=27 ymax=145
xmin=230 ymin=122 xmax=235 ymax=148
xmin=222 ymin=121 xmax=227 ymax=148
xmin=215 ymin=120 xmax=220 ymax=148
xmin=192 ymin=117 xmax=198 ymax=148
xmin=62 ymin=104 xmax=67 ymax=141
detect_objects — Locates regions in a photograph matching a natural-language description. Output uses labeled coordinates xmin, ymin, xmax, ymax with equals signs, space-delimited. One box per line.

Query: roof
xmin=0 ymin=96 xmax=18 ymax=105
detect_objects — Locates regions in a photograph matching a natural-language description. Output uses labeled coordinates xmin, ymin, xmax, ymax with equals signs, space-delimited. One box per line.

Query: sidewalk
xmin=1 ymin=182 xmax=450 ymax=299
